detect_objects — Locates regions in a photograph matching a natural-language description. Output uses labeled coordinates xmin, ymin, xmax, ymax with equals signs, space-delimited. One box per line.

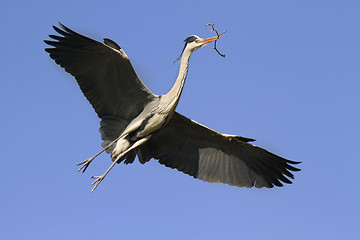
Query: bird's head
xmin=175 ymin=35 xmax=220 ymax=63
xmin=183 ymin=35 xmax=220 ymax=52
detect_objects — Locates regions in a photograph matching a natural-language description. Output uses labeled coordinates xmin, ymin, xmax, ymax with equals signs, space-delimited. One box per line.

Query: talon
xmin=91 ymin=178 xmax=97 ymax=185
xmin=90 ymin=175 xmax=105 ymax=192
xmin=91 ymin=175 xmax=99 ymax=179
xmin=90 ymin=175 xmax=104 ymax=192
xmin=77 ymin=159 xmax=88 ymax=166
xmin=77 ymin=156 xmax=95 ymax=173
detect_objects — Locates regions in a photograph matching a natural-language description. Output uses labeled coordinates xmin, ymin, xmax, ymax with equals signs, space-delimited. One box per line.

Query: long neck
xmin=163 ymin=49 xmax=192 ymax=109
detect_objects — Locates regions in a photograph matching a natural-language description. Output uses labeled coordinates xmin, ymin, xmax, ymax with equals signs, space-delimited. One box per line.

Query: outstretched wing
xmin=140 ymin=112 xmax=300 ymax=188
xmin=44 ymin=23 xmax=155 ymax=120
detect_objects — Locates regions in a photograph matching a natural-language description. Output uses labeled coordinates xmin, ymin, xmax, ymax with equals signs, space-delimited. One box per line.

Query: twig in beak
xmin=205 ymin=23 xmax=227 ymax=57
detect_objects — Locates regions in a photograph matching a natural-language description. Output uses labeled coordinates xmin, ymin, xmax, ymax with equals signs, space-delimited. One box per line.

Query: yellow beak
xmin=199 ymin=36 xmax=221 ymax=44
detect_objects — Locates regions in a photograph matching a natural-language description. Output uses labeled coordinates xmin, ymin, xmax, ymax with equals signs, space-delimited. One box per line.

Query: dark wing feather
xmin=142 ymin=112 xmax=300 ymax=188
xmin=44 ymin=23 xmax=155 ymax=119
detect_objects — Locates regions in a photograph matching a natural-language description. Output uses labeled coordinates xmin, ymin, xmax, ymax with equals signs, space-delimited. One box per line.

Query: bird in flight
xmin=45 ymin=23 xmax=300 ymax=191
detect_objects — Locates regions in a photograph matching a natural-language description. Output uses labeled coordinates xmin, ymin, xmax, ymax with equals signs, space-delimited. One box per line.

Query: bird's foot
xmin=77 ymin=156 xmax=95 ymax=173
xmin=91 ymin=175 xmax=105 ymax=192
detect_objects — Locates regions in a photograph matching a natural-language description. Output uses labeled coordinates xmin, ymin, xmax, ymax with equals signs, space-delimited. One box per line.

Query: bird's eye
xmin=195 ymin=40 xmax=199 ymax=43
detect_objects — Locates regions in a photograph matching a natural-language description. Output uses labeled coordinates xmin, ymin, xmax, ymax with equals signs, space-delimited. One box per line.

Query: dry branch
xmin=205 ymin=23 xmax=227 ymax=57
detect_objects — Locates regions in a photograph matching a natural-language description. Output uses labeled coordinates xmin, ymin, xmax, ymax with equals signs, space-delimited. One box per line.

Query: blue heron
xmin=45 ymin=23 xmax=300 ymax=191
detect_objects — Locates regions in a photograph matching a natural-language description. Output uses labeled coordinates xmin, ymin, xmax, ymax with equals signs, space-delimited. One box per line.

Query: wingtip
xmin=44 ymin=48 xmax=52 ymax=53
xmin=52 ymin=22 xmax=68 ymax=33
xmin=287 ymin=160 xmax=302 ymax=172
xmin=44 ymin=40 xmax=55 ymax=45
xmin=104 ymin=38 xmax=121 ymax=50
xmin=289 ymin=160 xmax=302 ymax=164
xmin=52 ymin=25 xmax=63 ymax=35
xmin=58 ymin=22 xmax=65 ymax=29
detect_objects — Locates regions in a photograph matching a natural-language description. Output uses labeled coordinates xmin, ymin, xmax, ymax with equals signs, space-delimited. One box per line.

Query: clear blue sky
xmin=1 ymin=1 xmax=359 ymax=239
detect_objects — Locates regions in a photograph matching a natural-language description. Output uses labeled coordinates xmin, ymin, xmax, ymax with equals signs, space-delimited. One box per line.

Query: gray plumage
xmin=45 ymin=23 xmax=300 ymax=191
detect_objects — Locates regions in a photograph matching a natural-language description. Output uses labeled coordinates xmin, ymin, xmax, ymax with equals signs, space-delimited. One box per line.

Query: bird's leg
xmin=90 ymin=135 xmax=151 ymax=192
xmin=78 ymin=122 xmax=142 ymax=173
xmin=77 ymin=135 xmax=123 ymax=173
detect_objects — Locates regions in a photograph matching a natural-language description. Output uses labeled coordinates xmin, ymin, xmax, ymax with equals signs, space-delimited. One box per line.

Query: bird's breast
xmin=135 ymin=112 xmax=168 ymax=139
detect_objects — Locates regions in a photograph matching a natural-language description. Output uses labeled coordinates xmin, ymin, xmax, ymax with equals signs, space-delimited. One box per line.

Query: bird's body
xmin=45 ymin=23 xmax=300 ymax=191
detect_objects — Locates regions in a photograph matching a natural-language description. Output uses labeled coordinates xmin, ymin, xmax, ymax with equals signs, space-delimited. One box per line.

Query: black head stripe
xmin=174 ymin=36 xmax=199 ymax=63
xmin=184 ymin=35 xmax=198 ymax=43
